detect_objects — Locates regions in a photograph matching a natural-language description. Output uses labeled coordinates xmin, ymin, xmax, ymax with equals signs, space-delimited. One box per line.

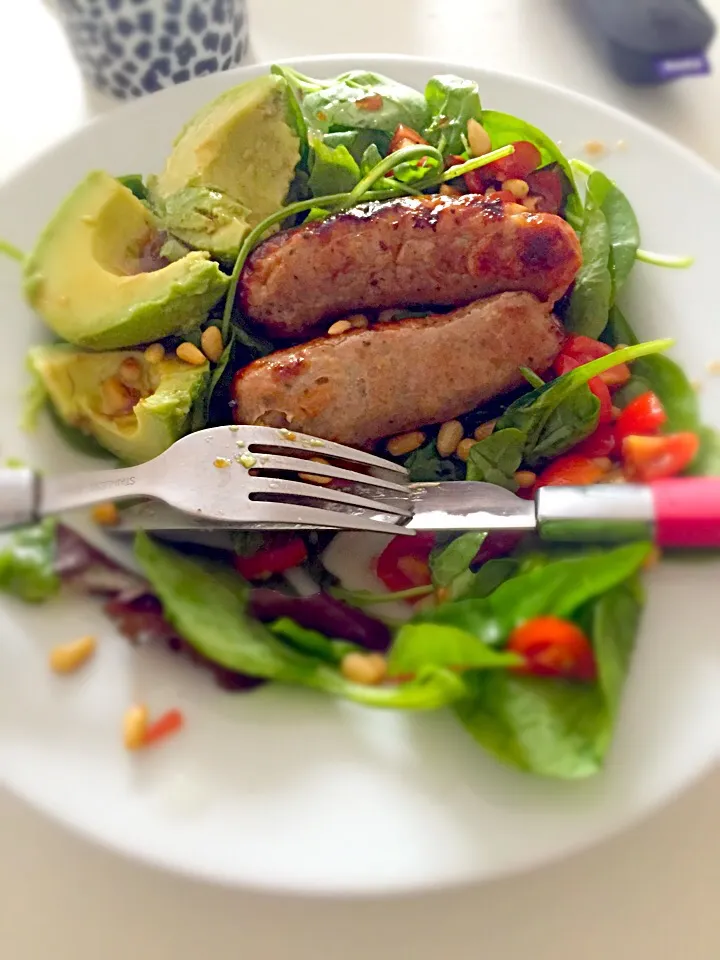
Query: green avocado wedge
xmin=152 ymin=75 xmax=300 ymax=256
xmin=29 ymin=343 xmax=208 ymax=464
xmin=23 ymin=171 xmax=229 ymax=350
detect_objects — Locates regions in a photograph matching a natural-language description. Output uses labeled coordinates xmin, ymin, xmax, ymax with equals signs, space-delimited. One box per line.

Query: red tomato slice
xmin=589 ymin=376 xmax=614 ymax=423
xmin=525 ymin=169 xmax=564 ymax=213
xmin=535 ymin=454 xmax=607 ymax=488
xmin=233 ymin=536 xmax=308 ymax=581
xmin=376 ymin=533 xmax=435 ymax=593
xmin=389 ymin=123 xmax=428 ymax=153
xmin=615 ymin=391 xmax=667 ymax=443
xmin=508 ymin=616 xmax=596 ymax=681
xmin=482 ymin=140 xmax=542 ymax=182
xmin=571 ymin=423 xmax=617 ymax=458
xmin=464 ymin=167 xmax=492 ymax=193
xmin=560 ymin=335 xmax=613 ymax=364
xmin=622 ymin=432 xmax=699 ymax=482
xmin=485 ymin=189 xmax=516 ymax=204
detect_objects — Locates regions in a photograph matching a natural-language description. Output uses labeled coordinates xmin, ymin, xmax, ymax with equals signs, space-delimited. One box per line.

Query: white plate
xmin=1 ymin=55 xmax=719 ymax=896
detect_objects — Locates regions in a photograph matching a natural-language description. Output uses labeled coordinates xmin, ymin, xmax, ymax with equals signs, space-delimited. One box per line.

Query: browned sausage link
xmin=232 ymin=292 xmax=564 ymax=448
xmin=238 ymin=195 xmax=582 ymax=340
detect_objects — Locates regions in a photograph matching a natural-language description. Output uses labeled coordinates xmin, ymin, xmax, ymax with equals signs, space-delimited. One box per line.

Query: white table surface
xmin=2 ymin=1 xmax=719 ymax=957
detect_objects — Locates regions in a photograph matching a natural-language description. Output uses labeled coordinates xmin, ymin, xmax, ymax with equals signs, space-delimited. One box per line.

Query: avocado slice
xmin=30 ymin=344 xmax=209 ymax=464
xmin=153 ymin=75 xmax=300 ymax=257
xmin=24 ymin=171 xmax=229 ymax=351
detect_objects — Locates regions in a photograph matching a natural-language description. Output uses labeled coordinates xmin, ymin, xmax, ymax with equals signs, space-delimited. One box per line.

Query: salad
xmin=2 ymin=66 xmax=717 ymax=778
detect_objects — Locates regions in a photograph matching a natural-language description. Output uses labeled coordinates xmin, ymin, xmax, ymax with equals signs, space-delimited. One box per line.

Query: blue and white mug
xmin=55 ymin=0 xmax=250 ymax=100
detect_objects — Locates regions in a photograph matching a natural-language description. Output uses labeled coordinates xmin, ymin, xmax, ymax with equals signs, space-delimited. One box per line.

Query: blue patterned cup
xmin=55 ymin=0 xmax=250 ymax=100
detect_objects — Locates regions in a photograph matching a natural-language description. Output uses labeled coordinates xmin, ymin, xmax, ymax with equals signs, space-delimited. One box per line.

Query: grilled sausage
xmin=238 ymin=195 xmax=582 ymax=339
xmin=232 ymin=292 xmax=563 ymax=447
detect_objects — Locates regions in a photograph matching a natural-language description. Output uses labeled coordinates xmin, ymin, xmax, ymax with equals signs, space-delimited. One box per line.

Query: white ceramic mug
xmin=54 ymin=0 xmax=250 ymax=99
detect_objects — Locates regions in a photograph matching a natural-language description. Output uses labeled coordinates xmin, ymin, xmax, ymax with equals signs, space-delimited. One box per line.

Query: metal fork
xmin=0 ymin=426 xmax=413 ymax=536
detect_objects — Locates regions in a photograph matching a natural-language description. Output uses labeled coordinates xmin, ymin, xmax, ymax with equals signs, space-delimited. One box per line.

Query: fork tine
xmin=246 ymin=500 xmax=414 ymax=536
xmin=248 ymin=477 xmax=412 ymax=517
xmin=240 ymin=426 xmax=408 ymax=475
xmin=250 ymin=454 xmax=409 ymax=491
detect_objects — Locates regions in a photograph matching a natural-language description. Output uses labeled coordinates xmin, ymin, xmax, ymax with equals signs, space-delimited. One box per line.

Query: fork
xmin=0 ymin=425 xmax=414 ymax=536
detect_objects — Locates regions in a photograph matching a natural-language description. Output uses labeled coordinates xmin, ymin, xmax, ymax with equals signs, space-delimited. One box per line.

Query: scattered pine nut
xmin=436 ymin=420 xmax=464 ymax=457
xmin=584 ymin=139 xmax=606 ymax=157
xmin=327 ymin=319 xmax=353 ymax=336
xmin=144 ymin=343 xmax=165 ymax=364
xmin=706 ymin=360 xmax=720 ymax=375
xmin=474 ymin=419 xmax=497 ymax=442
xmin=439 ymin=184 xmax=461 ymax=197
xmin=91 ymin=501 xmax=120 ymax=526
xmin=386 ymin=431 xmax=425 ymax=457
xmin=200 ymin=325 xmax=224 ymax=362
xmin=456 ymin=438 xmax=477 ymax=462
xmin=467 ymin=118 xmax=492 ymax=156
xmin=505 ymin=178 xmax=530 ymax=199
xmin=213 ymin=457 xmax=231 ymax=468
xmin=514 ymin=470 xmax=537 ymax=489
xmin=690 ymin=379 xmax=703 ymax=392
xmin=176 ymin=341 xmax=206 ymax=365
xmin=123 ymin=703 xmax=149 ymax=751
xmin=49 ymin=635 xmax=97 ymax=674
xmin=299 ymin=456 xmax=333 ymax=485
xmin=340 ymin=652 xmax=387 ymax=686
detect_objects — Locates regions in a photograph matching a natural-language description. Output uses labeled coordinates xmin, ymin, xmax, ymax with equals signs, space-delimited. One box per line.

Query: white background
xmin=1 ymin=1 xmax=719 ymax=956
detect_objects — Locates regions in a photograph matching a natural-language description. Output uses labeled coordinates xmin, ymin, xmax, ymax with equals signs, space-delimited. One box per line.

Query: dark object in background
xmin=571 ymin=0 xmax=715 ymax=84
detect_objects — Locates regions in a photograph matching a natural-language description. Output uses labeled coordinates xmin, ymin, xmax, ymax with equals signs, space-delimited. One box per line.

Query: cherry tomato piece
xmin=376 ymin=532 xmax=435 ymax=593
xmin=233 ymin=536 xmax=308 ymax=581
xmin=560 ymin=335 xmax=613 ymax=364
xmin=615 ymin=391 xmax=667 ymax=443
xmin=589 ymin=376 xmax=614 ymax=423
xmin=535 ymin=454 xmax=607 ymax=488
xmin=622 ymin=432 xmax=699 ymax=482
xmin=483 ymin=140 xmax=542 ymax=182
xmin=508 ymin=616 xmax=596 ymax=681
xmin=525 ymin=169 xmax=564 ymax=213
xmin=389 ymin=123 xmax=428 ymax=153
xmin=571 ymin=423 xmax=617 ymax=458
xmin=464 ymin=167 xmax=492 ymax=193
xmin=485 ymin=189 xmax=516 ymax=204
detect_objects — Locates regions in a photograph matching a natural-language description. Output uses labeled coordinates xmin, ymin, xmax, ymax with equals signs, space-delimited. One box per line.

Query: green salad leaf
xmin=424 ymin=74 xmax=483 ymax=154
xmin=465 ymin=427 xmax=525 ymax=490
xmin=430 ymin=532 xmax=488 ymax=588
xmin=565 ymin=206 xmax=612 ymax=338
xmin=307 ymin=136 xmax=361 ymax=196
xmin=134 ymin=533 xmax=465 ymax=710
xmin=403 ymin=441 xmax=464 ymax=482
xmin=388 ymin=623 xmax=522 ymax=677
xmin=0 ymin=519 xmax=60 ymax=603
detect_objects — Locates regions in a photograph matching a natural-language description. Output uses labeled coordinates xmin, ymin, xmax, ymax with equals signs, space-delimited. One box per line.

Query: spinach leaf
xmin=403 ymin=441 xmax=463 ymax=482
xmin=323 ymin=129 xmax=390 ymax=163
xmin=430 ymin=532 xmax=487 ymax=588
xmin=307 ymin=136 xmax=361 ymax=195
xmin=0 ymin=519 xmax=60 ymax=603
xmin=117 ymin=174 xmax=148 ymax=200
xmin=480 ymin=110 xmax=583 ymax=227
xmin=360 ymin=142 xmax=383 ymax=175
xmin=414 ymin=543 xmax=650 ymax=647
xmin=281 ymin=67 xmax=428 ymax=136
xmin=452 ymin=557 xmax=520 ymax=601
xmin=465 ymin=428 xmax=525 ymax=489
xmin=388 ymin=623 xmax=522 ymax=677
xmin=596 ymin=176 xmax=640 ymax=293
xmin=454 ymin=573 xmax=644 ymax=779
xmin=601 ymin=304 xmax=638 ymax=347
xmin=269 ymin=617 xmax=351 ymax=663
xmin=134 ymin=534 xmax=464 ymax=711
xmin=424 ymin=74 xmax=482 ymax=155
xmin=497 ymin=339 xmax=672 ymax=465
xmin=565 ymin=206 xmax=612 ymax=337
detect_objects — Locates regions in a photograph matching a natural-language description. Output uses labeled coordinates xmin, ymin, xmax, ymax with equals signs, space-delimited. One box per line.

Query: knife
xmin=111 ymin=476 xmax=720 ymax=548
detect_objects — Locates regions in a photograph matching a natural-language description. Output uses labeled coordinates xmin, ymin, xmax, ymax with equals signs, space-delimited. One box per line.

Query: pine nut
xmin=514 ymin=470 xmax=537 ymax=488
xmin=327 ymin=319 xmax=353 ymax=336
xmin=456 ymin=438 xmax=477 ymax=462
xmin=347 ymin=313 xmax=369 ymax=329
xmin=439 ymin=184 xmax=461 ymax=197
xmin=436 ymin=420 xmax=464 ymax=457
xmin=474 ymin=419 xmax=497 ymax=442
xmin=123 ymin=703 xmax=149 ymax=751
xmin=615 ymin=343 xmax=629 ymax=352
xmin=467 ymin=118 xmax=492 ymax=157
xmin=299 ymin=456 xmax=333 ymax=485
xmin=176 ymin=341 xmax=206 ymax=365
xmin=584 ymin=139 xmax=606 ymax=157
xmin=49 ymin=635 xmax=97 ymax=674
xmin=505 ymin=202 xmax=528 ymax=215
xmin=119 ymin=357 xmax=142 ymax=384
xmin=200 ymin=325 xmax=224 ymax=362
xmin=100 ymin=376 xmax=136 ymax=417
xmin=91 ymin=502 xmax=120 ymax=526
xmin=504 ymin=178 xmax=530 ymax=199
xmin=144 ymin=343 xmax=165 ymax=364
xmin=523 ymin=195 xmax=541 ymax=212
xmin=340 ymin=652 xmax=387 ymax=686
xmin=386 ymin=431 xmax=425 ymax=457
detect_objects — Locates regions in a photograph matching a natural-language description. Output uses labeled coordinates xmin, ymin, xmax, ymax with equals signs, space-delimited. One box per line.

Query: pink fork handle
xmin=652 ymin=477 xmax=720 ymax=548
